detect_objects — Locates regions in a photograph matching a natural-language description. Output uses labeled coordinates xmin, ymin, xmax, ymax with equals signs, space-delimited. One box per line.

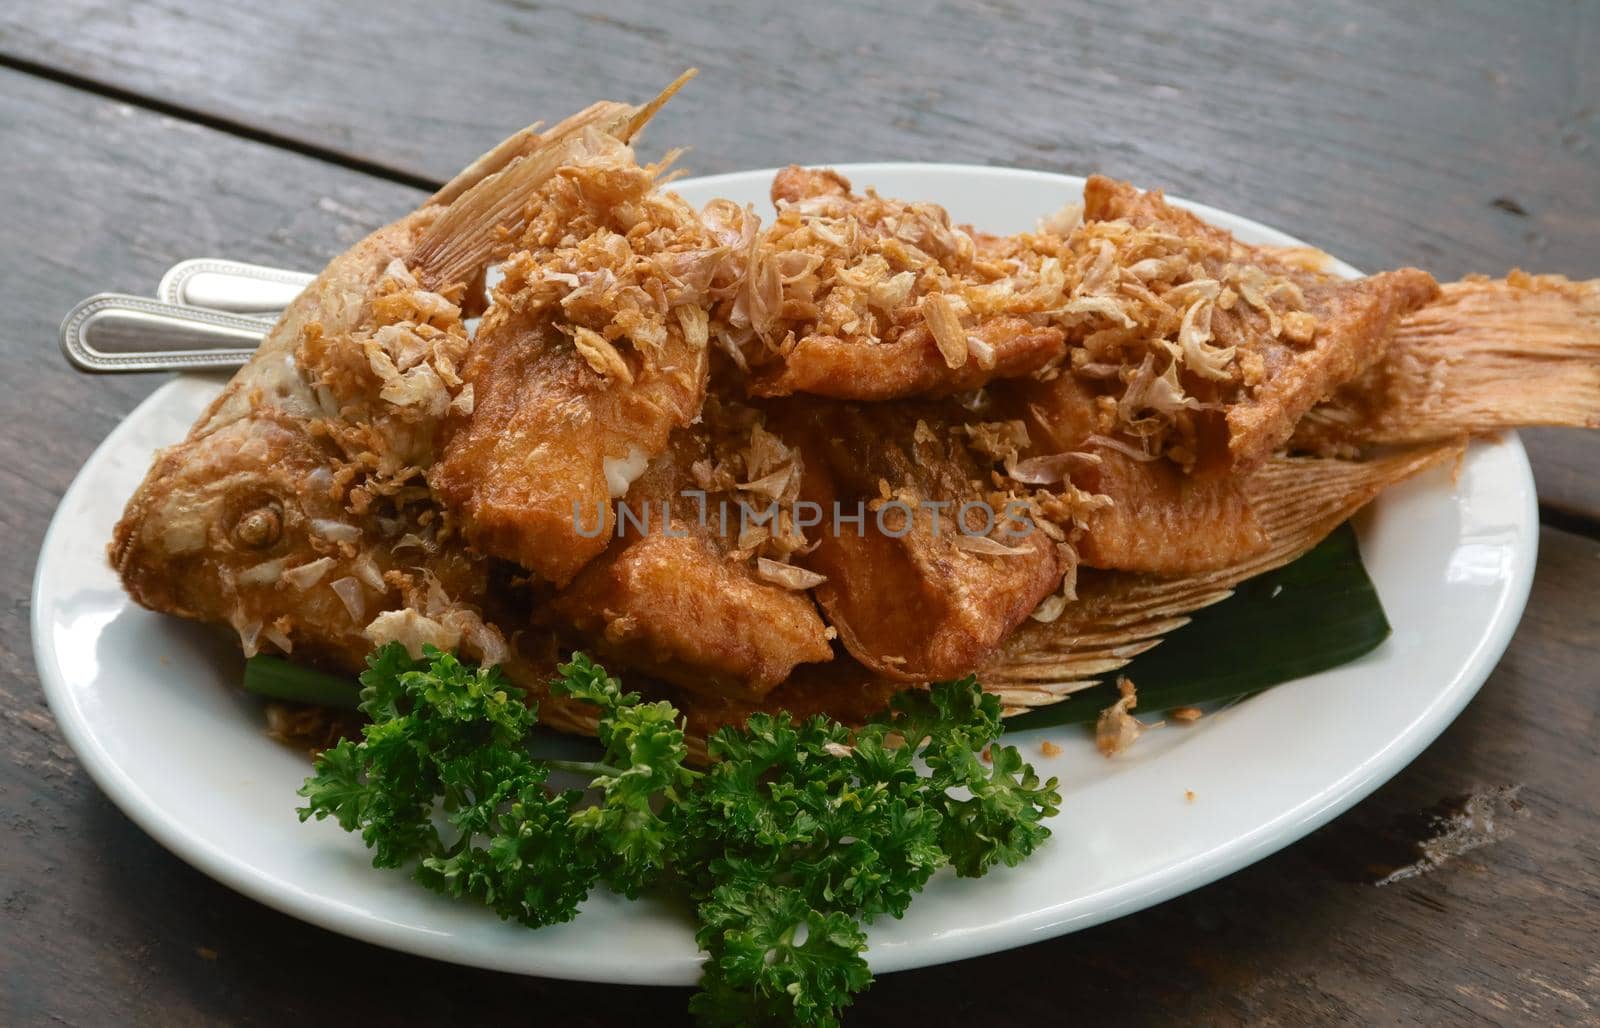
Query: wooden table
xmin=2 ymin=3 xmax=1596 ymax=1023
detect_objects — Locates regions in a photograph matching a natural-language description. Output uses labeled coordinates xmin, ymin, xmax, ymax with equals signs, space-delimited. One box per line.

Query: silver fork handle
xmin=60 ymin=294 xmax=269 ymax=373
xmin=157 ymin=258 xmax=313 ymax=316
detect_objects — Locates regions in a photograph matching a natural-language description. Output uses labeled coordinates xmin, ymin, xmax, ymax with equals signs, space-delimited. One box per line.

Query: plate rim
xmin=32 ymin=162 xmax=1539 ymax=983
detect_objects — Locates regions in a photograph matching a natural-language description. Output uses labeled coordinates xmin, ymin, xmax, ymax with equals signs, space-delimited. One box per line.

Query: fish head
xmin=110 ymin=416 xmax=371 ymax=661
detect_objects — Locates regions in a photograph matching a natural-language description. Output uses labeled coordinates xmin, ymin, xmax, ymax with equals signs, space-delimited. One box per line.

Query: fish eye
xmin=233 ymin=502 xmax=284 ymax=549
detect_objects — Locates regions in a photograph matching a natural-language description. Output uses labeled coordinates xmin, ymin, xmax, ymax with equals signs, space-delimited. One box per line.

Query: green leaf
xmin=294 ymin=738 xmax=369 ymax=830
xmin=691 ymin=882 xmax=873 ymax=1028
xmin=1006 ymin=521 xmax=1391 ymax=730
xmin=550 ymin=652 xmax=698 ymax=897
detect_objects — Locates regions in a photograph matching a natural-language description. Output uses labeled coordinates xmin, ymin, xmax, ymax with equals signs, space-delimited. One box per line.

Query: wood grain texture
xmin=0 ymin=0 xmax=1592 ymax=274
xmin=0 ymin=3 xmax=1597 ymax=1024
xmin=4 ymin=0 xmax=1595 ymax=515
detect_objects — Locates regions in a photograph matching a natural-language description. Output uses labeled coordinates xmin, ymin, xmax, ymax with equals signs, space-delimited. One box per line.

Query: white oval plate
xmin=33 ymin=165 xmax=1538 ymax=984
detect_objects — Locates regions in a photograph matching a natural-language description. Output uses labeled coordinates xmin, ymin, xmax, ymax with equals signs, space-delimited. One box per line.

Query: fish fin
xmin=979 ymin=441 xmax=1462 ymax=714
xmin=428 ymin=120 xmax=545 ymax=208
xmin=1297 ymin=274 xmax=1600 ymax=451
xmin=408 ymin=101 xmax=635 ymax=290
xmin=624 ymin=68 xmax=697 ymax=142
xmin=410 ymin=72 xmax=697 ymax=290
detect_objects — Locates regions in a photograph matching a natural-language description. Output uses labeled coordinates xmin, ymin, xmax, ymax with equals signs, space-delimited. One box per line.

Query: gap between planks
xmin=1537 ymin=503 xmax=1600 ymax=542
xmin=0 ymin=51 xmax=443 ymax=192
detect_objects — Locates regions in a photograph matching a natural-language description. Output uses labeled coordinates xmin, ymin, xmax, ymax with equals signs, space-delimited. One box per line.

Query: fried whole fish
xmin=108 ymin=79 xmax=1600 ymax=754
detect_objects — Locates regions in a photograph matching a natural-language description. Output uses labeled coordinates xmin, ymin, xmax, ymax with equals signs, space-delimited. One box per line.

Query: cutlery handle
xmin=157 ymin=258 xmax=314 ymax=316
xmin=60 ymin=294 xmax=267 ymax=373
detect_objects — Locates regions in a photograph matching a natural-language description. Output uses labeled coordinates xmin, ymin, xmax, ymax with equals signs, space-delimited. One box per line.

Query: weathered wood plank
xmin=0 ymin=0 xmax=1591 ymax=275
xmin=5 ymin=0 xmax=1595 ymax=515
xmin=1522 ymin=429 xmax=1598 ymax=525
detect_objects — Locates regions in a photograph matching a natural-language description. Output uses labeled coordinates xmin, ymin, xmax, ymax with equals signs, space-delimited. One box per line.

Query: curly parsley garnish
xmin=294 ymin=645 xmax=1059 ymax=1026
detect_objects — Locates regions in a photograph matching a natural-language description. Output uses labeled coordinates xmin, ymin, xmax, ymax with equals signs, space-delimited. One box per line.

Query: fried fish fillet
xmin=754 ymin=316 xmax=1065 ymax=401
xmin=775 ymin=400 xmax=1067 ymax=682
xmin=998 ymin=368 xmax=1269 ymax=575
xmin=431 ymin=134 xmax=726 ymax=587
xmin=1077 ymin=448 xmax=1266 ymax=574
xmin=737 ymin=166 xmax=1067 ymax=400
xmin=1221 ymin=268 xmax=1443 ymax=470
xmin=1079 ymin=175 xmax=1440 ymax=473
xmin=662 ymin=442 xmax=1464 ymax=748
xmin=549 ymin=423 xmax=834 ymax=700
